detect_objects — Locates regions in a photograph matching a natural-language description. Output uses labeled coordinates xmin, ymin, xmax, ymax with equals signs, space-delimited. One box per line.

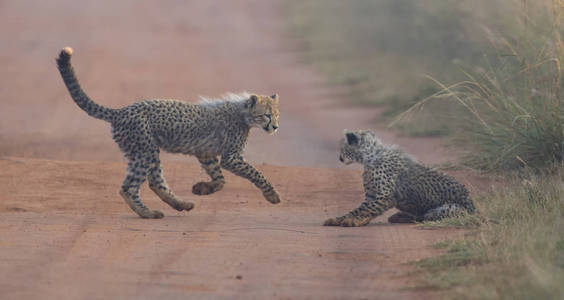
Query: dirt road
xmin=1 ymin=1 xmax=469 ymax=299
xmin=1 ymin=158 xmax=460 ymax=299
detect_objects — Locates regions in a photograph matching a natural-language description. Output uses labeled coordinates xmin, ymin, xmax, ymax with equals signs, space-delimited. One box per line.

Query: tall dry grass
xmin=394 ymin=0 xmax=563 ymax=171
xmin=408 ymin=3 xmax=564 ymax=299
xmin=416 ymin=166 xmax=564 ymax=299
xmin=286 ymin=1 xmax=497 ymax=112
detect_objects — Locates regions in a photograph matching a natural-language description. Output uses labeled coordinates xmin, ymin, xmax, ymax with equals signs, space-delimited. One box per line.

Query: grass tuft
xmin=415 ymin=166 xmax=564 ymax=299
xmin=394 ymin=0 xmax=564 ymax=171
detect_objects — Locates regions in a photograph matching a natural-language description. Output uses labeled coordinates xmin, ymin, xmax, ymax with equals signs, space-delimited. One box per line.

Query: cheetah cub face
xmin=339 ymin=129 xmax=380 ymax=164
xmin=246 ymin=94 xmax=280 ymax=134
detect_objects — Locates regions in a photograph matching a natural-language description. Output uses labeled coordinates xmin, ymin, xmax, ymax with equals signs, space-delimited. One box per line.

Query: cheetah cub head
xmin=339 ymin=129 xmax=381 ymax=164
xmin=246 ymin=94 xmax=280 ymax=134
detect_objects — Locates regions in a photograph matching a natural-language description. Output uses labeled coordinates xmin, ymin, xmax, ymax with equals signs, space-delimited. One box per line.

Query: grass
xmin=410 ymin=2 xmax=564 ymax=298
xmin=414 ymin=166 xmax=564 ymax=299
xmin=393 ymin=0 xmax=564 ymax=171
xmin=285 ymin=0 xmax=506 ymax=136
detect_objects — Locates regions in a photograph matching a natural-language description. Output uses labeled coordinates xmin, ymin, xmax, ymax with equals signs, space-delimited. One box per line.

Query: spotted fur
xmin=324 ymin=129 xmax=476 ymax=227
xmin=56 ymin=47 xmax=281 ymax=219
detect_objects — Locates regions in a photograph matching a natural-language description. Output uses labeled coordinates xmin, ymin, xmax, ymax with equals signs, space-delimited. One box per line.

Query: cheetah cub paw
xmin=324 ymin=215 xmax=371 ymax=227
xmin=263 ymin=190 xmax=281 ymax=204
xmin=192 ymin=181 xmax=223 ymax=195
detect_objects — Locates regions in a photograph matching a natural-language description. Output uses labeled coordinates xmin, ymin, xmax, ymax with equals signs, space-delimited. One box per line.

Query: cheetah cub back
xmin=56 ymin=47 xmax=281 ymax=219
xmin=324 ymin=129 xmax=476 ymax=227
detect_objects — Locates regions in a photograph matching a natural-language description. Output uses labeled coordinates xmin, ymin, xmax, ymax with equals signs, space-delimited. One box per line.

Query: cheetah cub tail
xmin=56 ymin=47 xmax=73 ymax=66
xmin=56 ymin=46 xmax=116 ymax=122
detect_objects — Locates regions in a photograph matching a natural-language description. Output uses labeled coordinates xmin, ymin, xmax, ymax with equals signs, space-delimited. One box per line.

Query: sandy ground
xmin=1 ymin=158 xmax=462 ymax=300
xmin=0 ymin=1 xmax=478 ymax=299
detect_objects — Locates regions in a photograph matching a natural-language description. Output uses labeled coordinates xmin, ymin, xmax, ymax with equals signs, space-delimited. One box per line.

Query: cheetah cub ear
xmin=246 ymin=94 xmax=259 ymax=108
xmin=345 ymin=131 xmax=361 ymax=146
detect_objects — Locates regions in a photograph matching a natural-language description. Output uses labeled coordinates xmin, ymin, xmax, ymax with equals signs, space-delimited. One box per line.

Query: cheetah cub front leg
xmin=323 ymin=167 xmax=396 ymax=227
xmin=192 ymin=156 xmax=225 ymax=195
xmin=323 ymin=193 xmax=391 ymax=227
xmin=221 ymin=154 xmax=281 ymax=204
xmin=324 ymin=213 xmax=372 ymax=227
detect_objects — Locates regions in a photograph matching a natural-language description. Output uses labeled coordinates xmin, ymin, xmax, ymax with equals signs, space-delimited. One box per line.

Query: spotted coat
xmin=56 ymin=47 xmax=280 ymax=219
xmin=324 ymin=130 xmax=476 ymax=227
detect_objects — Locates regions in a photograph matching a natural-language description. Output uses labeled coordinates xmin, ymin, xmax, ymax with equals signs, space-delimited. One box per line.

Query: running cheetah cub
xmin=324 ymin=130 xmax=476 ymax=227
xmin=56 ymin=47 xmax=281 ymax=219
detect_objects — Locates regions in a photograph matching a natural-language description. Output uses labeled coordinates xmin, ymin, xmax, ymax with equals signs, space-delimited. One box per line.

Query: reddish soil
xmin=0 ymin=1 xmax=481 ymax=299
xmin=1 ymin=158 xmax=462 ymax=299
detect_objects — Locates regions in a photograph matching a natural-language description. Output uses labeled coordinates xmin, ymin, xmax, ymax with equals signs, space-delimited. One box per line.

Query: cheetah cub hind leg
xmin=150 ymin=185 xmax=194 ymax=211
xmin=148 ymin=162 xmax=194 ymax=212
xmin=119 ymin=156 xmax=166 ymax=219
xmin=120 ymin=190 xmax=164 ymax=219
xmin=387 ymin=211 xmax=418 ymax=223
xmin=423 ymin=203 xmax=467 ymax=222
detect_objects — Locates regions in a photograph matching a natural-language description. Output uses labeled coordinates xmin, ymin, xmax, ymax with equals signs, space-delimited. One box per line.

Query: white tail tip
xmin=62 ymin=47 xmax=73 ymax=56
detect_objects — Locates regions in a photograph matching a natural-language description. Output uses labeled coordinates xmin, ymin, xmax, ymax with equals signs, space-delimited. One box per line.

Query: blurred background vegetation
xmin=287 ymin=0 xmax=510 ymax=136
xmin=286 ymin=1 xmax=563 ymax=298
xmin=286 ymin=0 xmax=563 ymax=172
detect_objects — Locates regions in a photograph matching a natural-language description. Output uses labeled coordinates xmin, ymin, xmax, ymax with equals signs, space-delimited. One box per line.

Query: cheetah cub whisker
xmin=324 ymin=129 xmax=476 ymax=227
xmin=56 ymin=47 xmax=281 ymax=219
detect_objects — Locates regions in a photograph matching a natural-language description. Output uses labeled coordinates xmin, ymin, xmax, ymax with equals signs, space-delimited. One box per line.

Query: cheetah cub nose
xmin=272 ymin=125 xmax=278 ymax=130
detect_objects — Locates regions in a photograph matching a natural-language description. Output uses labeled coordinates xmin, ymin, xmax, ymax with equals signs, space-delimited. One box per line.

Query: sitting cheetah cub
xmin=324 ymin=130 xmax=476 ymax=227
xmin=56 ymin=47 xmax=281 ymax=219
